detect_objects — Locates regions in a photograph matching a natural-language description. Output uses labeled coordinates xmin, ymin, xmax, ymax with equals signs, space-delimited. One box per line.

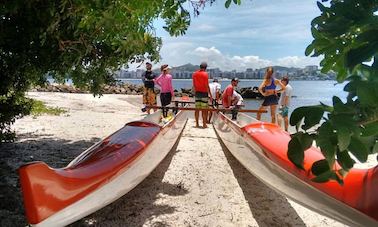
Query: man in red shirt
xmin=222 ymin=78 xmax=239 ymax=108
xmin=192 ymin=62 xmax=212 ymax=128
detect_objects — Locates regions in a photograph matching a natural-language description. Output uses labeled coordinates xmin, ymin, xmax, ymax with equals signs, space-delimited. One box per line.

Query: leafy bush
xmin=288 ymin=0 xmax=378 ymax=183
xmin=1 ymin=0 xmax=242 ymax=143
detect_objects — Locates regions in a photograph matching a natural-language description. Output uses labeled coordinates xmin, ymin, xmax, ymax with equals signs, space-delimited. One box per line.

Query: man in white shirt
xmin=278 ymin=76 xmax=293 ymax=131
xmin=208 ymin=78 xmax=221 ymax=122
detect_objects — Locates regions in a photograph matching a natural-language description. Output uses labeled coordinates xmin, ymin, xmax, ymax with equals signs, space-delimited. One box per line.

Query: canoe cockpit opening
xmin=221 ymin=112 xmax=260 ymax=128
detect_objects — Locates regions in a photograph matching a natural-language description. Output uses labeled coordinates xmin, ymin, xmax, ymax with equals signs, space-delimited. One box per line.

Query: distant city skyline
xmin=118 ymin=64 xmax=335 ymax=81
xmin=129 ymin=0 xmax=323 ymax=71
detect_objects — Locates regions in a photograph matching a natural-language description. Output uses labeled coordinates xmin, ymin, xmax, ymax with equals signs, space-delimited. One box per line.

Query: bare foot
xmin=202 ymin=124 xmax=208 ymax=128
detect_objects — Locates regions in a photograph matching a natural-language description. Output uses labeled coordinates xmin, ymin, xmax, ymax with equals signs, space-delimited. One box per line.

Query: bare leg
xmin=202 ymin=110 xmax=208 ymax=128
xmin=270 ymin=105 xmax=277 ymax=124
xmin=277 ymin=114 xmax=283 ymax=129
xmin=194 ymin=110 xmax=199 ymax=127
xmin=256 ymin=105 xmax=267 ymax=121
xmin=208 ymin=110 xmax=213 ymax=123
xmin=284 ymin=116 xmax=289 ymax=131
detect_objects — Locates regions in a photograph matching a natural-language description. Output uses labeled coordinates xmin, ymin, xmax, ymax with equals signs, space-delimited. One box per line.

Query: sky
xmin=136 ymin=0 xmax=324 ymax=71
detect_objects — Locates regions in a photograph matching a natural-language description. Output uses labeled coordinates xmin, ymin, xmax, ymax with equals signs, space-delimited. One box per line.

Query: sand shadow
xmin=216 ymin=135 xmax=307 ymax=227
xmin=70 ymin=127 xmax=189 ymax=227
xmin=0 ymin=135 xmax=99 ymax=226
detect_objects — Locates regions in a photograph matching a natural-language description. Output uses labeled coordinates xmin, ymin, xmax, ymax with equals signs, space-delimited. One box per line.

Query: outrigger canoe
xmin=18 ymin=109 xmax=188 ymax=226
xmin=213 ymin=112 xmax=378 ymax=226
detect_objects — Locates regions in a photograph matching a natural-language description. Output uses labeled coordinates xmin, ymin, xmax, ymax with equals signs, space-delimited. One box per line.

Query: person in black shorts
xmin=141 ymin=62 xmax=157 ymax=114
xmin=256 ymin=67 xmax=286 ymax=123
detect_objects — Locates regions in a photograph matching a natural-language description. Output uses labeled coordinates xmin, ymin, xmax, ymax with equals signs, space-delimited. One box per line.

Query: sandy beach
xmin=1 ymin=92 xmax=364 ymax=226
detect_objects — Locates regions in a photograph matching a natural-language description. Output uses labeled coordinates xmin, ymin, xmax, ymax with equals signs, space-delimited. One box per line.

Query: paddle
xmin=146 ymin=105 xmax=267 ymax=113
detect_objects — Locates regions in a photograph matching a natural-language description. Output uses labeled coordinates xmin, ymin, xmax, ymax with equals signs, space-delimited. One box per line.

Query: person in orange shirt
xmin=192 ymin=62 xmax=212 ymax=128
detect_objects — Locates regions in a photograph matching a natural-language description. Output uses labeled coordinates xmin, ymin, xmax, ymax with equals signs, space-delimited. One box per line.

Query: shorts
xmin=143 ymin=87 xmax=156 ymax=105
xmin=195 ymin=92 xmax=209 ymax=109
xmin=262 ymin=95 xmax=278 ymax=106
xmin=279 ymin=106 xmax=289 ymax=117
xmin=160 ymin=92 xmax=172 ymax=107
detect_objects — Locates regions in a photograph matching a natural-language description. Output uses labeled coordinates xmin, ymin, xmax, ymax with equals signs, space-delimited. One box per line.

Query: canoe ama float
xmin=18 ymin=110 xmax=188 ymax=226
xmin=213 ymin=112 xmax=377 ymax=226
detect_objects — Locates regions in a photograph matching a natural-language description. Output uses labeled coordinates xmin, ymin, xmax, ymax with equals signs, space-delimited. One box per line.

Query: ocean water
xmin=51 ymin=78 xmax=347 ymax=121
xmin=120 ymin=79 xmax=347 ymax=116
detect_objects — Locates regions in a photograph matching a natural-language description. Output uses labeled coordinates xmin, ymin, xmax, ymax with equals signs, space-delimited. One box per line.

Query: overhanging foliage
xmin=288 ymin=0 xmax=378 ymax=184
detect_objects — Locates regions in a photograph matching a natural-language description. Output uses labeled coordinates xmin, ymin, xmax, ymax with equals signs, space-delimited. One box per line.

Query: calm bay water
xmin=120 ymin=79 xmax=347 ymax=116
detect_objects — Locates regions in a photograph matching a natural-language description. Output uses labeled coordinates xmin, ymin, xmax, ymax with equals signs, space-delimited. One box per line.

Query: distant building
xmin=304 ymin=65 xmax=318 ymax=72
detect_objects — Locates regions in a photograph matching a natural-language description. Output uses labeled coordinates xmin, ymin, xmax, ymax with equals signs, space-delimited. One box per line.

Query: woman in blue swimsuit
xmin=257 ymin=67 xmax=285 ymax=123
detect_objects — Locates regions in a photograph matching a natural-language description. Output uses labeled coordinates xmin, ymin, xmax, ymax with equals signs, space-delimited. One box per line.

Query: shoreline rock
xmin=30 ymin=84 xmax=264 ymax=99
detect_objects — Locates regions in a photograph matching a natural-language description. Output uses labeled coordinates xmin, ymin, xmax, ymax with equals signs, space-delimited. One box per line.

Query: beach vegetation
xmin=0 ymin=0 xmax=239 ymax=142
xmin=30 ymin=100 xmax=67 ymax=117
xmin=288 ymin=0 xmax=378 ymax=184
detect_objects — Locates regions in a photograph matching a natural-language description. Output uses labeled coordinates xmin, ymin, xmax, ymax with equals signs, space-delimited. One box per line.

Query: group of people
xmin=141 ymin=62 xmax=293 ymax=131
xmin=141 ymin=63 xmax=174 ymax=117
xmin=256 ymin=66 xmax=293 ymax=131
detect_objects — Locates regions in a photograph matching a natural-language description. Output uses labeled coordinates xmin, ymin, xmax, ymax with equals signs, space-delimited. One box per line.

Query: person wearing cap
xmin=207 ymin=78 xmax=221 ymax=123
xmin=277 ymin=76 xmax=293 ymax=131
xmin=141 ymin=62 xmax=157 ymax=114
xmin=155 ymin=64 xmax=174 ymax=118
xmin=222 ymin=78 xmax=239 ymax=109
xmin=256 ymin=67 xmax=286 ymax=124
xmin=192 ymin=62 xmax=211 ymax=128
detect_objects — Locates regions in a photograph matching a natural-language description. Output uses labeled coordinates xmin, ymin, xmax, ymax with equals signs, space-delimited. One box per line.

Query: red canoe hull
xmin=19 ymin=111 xmax=188 ymax=226
xmin=213 ymin=112 xmax=378 ymax=226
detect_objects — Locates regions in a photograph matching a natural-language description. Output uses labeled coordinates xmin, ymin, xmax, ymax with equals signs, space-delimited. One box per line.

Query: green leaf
xmin=311 ymin=159 xmax=330 ymax=176
xmin=287 ymin=136 xmax=305 ymax=170
xmin=336 ymin=150 xmax=355 ymax=171
xmin=225 ymin=0 xmax=232 ymax=8
xmin=233 ymin=0 xmax=237 ymax=4
xmin=346 ymin=42 xmax=378 ymax=70
xmin=348 ymin=136 xmax=368 ymax=162
xmin=330 ymin=171 xmax=344 ymax=185
xmin=299 ymin=132 xmax=314 ymax=150
xmin=337 ymin=127 xmax=351 ymax=151
xmin=362 ymin=121 xmax=378 ymax=137
xmin=332 ymin=96 xmax=352 ymax=114
xmin=316 ymin=122 xmax=336 ymax=164
xmin=290 ymin=106 xmax=324 ymax=131
xmin=357 ymin=83 xmax=378 ymax=107
xmin=305 ymin=42 xmax=315 ymax=56
xmin=312 ymin=171 xmax=332 ymax=183
xmin=373 ymin=142 xmax=378 ymax=154
xmin=316 ymin=1 xmax=328 ymax=13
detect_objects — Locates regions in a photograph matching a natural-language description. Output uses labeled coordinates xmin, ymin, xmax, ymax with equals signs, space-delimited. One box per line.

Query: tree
xmin=0 ymin=0 xmax=240 ymax=142
xmin=288 ymin=0 xmax=378 ymax=183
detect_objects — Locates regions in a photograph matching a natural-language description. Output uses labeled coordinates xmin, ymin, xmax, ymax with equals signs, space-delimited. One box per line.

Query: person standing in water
xmin=256 ymin=67 xmax=285 ymax=123
xmin=155 ymin=64 xmax=174 ymax=118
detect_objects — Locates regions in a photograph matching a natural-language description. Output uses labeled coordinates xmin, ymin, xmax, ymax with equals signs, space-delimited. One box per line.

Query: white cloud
xmin=189 ymin=46 xmax=319 ymax=71
xmin=276 ymin=56 xmax=321 ymax=68
xmin=127 ymin=46 xmax=321 ymax=71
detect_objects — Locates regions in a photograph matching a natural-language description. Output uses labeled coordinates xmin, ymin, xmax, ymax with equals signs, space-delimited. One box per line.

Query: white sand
xmin=8 ymin=92 xmax=358 ymax=226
